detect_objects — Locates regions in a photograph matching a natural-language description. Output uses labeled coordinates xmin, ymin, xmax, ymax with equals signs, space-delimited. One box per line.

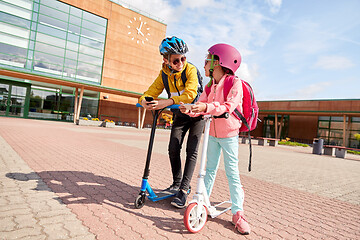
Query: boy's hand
xmin=191 ymin=102 xmax=206 ymax=113
xmin=155 ymin=99 xmax=174 ymax=110
xmin=141 ymin=99 xmax=157 ymax=110
xmin=141 ymin=98 xmax=174 ymax=110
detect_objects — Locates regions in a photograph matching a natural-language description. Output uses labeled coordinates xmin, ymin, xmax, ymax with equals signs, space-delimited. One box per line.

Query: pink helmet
xmin=208 ymin=43 xmax=241 ymax=74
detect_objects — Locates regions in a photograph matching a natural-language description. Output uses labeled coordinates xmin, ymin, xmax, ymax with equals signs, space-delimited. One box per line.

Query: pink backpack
xmin=205 ymin=75 xmax=259 ymax=171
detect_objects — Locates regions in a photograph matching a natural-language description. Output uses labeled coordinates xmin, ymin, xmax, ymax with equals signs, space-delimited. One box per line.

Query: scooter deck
xmin=147 ymin=189 xmax=177 ymax=202
xmin=208 ymin=200 xmax=232 ymax=218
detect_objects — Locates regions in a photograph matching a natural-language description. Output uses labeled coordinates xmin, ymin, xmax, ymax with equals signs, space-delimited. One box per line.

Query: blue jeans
xmin=204 ymin=135 xmax=244 ymax=214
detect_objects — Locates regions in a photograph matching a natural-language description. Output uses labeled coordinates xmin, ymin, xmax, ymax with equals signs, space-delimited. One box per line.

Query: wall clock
xmin=127 ymin=16 xmax=150 ymax=44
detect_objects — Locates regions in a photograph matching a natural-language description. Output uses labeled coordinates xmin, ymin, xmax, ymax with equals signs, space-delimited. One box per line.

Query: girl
xmin=179 ymin=43 xmax=250 ymax=235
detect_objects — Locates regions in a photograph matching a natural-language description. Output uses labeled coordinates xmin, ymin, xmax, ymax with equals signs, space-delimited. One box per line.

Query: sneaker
xmin=232 ymin=211 xmax=251 ymax=235
xmin=163 ymin=183 xmax=180 ymax=193
xmin=171 ymin=189 xmax=188 ymax=208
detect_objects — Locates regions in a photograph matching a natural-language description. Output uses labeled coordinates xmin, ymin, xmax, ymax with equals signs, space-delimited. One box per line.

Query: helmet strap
xmin=207 ymin=55 xmax=215 ymax=87
xmin=167 ymin=55 xmax=173 ymax=70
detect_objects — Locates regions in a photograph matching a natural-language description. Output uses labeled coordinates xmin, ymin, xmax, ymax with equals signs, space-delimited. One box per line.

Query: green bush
xmin=355 ymin=133 xmax=360 ymax=141
xmin=278 ymin=141 xmax=309 ymax=147
xmin=348 ymin=150 xmax=360 ymax=155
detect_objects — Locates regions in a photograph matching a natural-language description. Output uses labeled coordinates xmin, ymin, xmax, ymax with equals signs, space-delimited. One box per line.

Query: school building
xmin=252 ymin=99 xmax=360 ymax=149
xmin=1 ymin=0 xmax=359 ymax=149
xmin=0 ymin=0 xmax=166 ymax=124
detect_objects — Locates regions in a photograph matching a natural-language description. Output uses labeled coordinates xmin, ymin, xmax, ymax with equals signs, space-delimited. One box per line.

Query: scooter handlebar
xmin=136 ymin=103 xmax=230 ymax=117
xmin=136 ymin=103 xmax=180 ymax=109
xmin=213 ymin=112 xmax=229 ymax=119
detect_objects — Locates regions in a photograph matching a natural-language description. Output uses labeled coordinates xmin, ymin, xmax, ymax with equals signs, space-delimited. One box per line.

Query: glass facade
xmin=318 ymin=116 xmax=360 ymax=148
xmin=0 ymin=0 xmax=107 ymax=84
xmin=1 ymin=79 xmax=99 ymax=121
xmin=27 ymin=86 xmax=99 ymax=120
xmin=27 ymin=85 xmax=99 ymax=120
xmin=0 ymin=80 xmax=30 ymax=117
xmin=262 ymin=115 xmax=289 ymax=139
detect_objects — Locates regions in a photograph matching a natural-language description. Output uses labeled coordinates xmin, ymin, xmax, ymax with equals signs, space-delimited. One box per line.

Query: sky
xmin=122 ymin=0 xmax=360 ymax=101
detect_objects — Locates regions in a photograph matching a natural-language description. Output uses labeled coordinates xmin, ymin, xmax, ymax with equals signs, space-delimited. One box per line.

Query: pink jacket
xmin=188 ymin=74 xmax=243 ymax=138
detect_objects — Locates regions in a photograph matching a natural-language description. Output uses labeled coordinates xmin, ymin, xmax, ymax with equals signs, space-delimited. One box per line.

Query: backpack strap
xmin=184 ymin=63 xmax=203 ymax=103
xmin=162 ymin=67 xmax=188 ymax=99
xmin=223 ymin=75 xmax=252 ymax=172
xmin=205 ymin=75 xmax=234 ymax=96
xmin=238 ymin=113 xmax=252 ymax=172
xmin=163 ymin=63 xmax=203 ymax=103
xmin=223 ymin=75 xmax=235 ymax=98
xmin=224 ymin=76 xmax=243 ymax=120
xmin=204 ymin=85 xmax=211 ymax=95
xmin=180 ymin=66 xmax=188 ymax=86
xmin=203 ymin=74 xmax=253 ymax=171
xmin=161 ymin=71 xmax=171 ymax=99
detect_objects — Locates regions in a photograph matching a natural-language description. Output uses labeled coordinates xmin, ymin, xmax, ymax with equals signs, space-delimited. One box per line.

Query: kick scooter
xmin=183 ymin=113 xmax=231 ymax=233
xmin=134 ymin=98 xmax=180 ymax=209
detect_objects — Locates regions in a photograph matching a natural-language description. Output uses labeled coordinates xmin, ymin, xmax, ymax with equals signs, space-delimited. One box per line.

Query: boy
xmin=139 ymin=36 xmax=204 ymax=208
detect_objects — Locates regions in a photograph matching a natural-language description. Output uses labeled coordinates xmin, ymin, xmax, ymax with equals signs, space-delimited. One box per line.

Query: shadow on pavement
xmin=6 ymin=171 xmax=207 ymax=234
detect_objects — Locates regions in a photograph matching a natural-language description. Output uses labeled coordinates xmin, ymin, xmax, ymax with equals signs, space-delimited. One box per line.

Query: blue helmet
xmin=159 ymin=36 xmax=188 ymax=55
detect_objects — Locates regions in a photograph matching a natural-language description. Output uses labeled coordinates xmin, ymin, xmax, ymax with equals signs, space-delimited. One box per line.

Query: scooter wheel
xmin=184 ymin=203 xmax=207 ymax=233
xmin=134 ymin=194 xmax=146 ymax=209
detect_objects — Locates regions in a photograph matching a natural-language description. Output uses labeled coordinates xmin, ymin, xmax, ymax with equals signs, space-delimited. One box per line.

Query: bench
xmin=257 ymin=137 xmax=280 ymax=147
xmin=239 ymin=136 xmax=255 ymax=144
xmin=323 ymin=145 xmax=360 ymax=158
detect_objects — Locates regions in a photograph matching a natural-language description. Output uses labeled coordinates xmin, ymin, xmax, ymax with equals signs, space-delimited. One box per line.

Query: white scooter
xmin=183 ymin=113 xmax=231 ymax=233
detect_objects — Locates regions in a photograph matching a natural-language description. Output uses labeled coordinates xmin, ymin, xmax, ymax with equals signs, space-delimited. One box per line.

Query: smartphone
xmin=145 ymin=96 xmax=155 ymax=105
xmin=145 ymin=96 xmax=154 ymax=102
xmin=183 ymin=104 xmax=194 ymax=111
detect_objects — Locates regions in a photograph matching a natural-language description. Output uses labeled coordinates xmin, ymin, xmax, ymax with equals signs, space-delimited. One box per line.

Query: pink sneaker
xmin=232 ymin=211 xmax=251 ymax=235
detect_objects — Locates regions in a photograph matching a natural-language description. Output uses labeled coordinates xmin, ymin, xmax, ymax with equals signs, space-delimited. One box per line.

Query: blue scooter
xmin=134 ymin=98 xmax=181 ymax=209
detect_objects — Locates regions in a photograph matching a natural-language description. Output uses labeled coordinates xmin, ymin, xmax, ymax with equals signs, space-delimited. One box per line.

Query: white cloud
xmin=120 ymin=0 xmax=280 ymax=90
xmin=171 ymin=1 xmax=272 ymax=57
xmin=180 ymin=0 xmax=216 ymax=9
xmin=155 ymin=0 xmax=273 ymax=87
xmin=118 ymin=0 xmax=175 ymax=23
xmin=236 ymin=62 xmax=259 ymax=84
xmin=314 ymin=55 xmax=355 ymax=70
xmin=120 ymin=0 xmax=274 ymax=59
xmin=282 ymin=18 xmax=359 ymax=70
xmin=260 ymin=81 xmax=334 ymax=101
xmin=283 ymin=20 xmax=330 ymax=61
xmin=265 ymin=0 xmax=282 ymax=14
xmin=294 ymin=81 xmax=333 ymax=99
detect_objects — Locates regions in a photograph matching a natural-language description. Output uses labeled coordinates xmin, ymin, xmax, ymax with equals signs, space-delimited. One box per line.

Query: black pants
xmin=168 ymin=111 xmax=204 ymax=191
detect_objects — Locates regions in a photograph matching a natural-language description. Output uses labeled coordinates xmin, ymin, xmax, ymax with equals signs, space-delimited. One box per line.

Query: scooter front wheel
xmin=134 ymin=193 xmax=146 ymax=209
xmin=184 ymin=202 xmax=207 ymax=233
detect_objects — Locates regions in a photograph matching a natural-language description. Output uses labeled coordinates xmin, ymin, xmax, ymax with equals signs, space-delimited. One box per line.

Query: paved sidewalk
xmin=0 ymin=117 xmax=359 ymax=239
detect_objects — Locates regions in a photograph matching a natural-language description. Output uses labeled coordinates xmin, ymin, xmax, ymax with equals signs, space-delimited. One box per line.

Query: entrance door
xmin=0 ymin=83 xmax=10 ymax=116
xmin=0 ymin=82 xmax=30 ymax=117
xmin=263 ymin=115 xmax=289 ymax=139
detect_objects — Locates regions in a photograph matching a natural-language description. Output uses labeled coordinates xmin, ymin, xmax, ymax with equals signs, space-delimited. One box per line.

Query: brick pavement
xmin=0 ymin=117 xmax=359 ymax=239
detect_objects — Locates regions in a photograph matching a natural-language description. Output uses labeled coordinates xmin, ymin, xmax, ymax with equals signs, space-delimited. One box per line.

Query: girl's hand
xmin=179 ymin=102 xmax=189 ymax=113
xmin=191 ymin=102 xmax=206 ymax=113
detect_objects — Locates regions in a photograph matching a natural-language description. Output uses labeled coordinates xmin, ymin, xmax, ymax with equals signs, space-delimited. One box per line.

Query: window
xmin=0 ymin=2 xmax=31 ymax=67
xmin=28 ymin=86 xmax=99 ymax=120
xmin=0 ymin=0 xmax=107 ymax=85
xmin=318 ymin=116 xmax=360 ymax=148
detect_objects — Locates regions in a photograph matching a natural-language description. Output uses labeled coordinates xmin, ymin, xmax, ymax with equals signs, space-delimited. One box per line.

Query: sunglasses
xmin=204 ymin=58 xmax=212 ymax=65
xmin=172 ymin=56 xmax=186 ymax=65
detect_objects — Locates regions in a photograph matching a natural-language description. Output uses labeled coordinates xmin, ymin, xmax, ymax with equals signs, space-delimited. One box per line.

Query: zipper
xmin=213 ymin=85 xmax=217 ymax=138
